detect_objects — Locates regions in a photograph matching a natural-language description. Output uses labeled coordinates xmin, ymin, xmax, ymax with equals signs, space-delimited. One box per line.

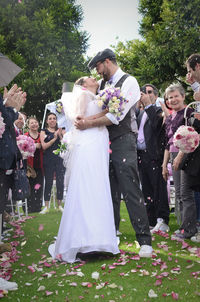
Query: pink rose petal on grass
xmin=69 ymin=282 xmax=77 ymax=287
xmin=155 ymin=279 xmax=162 ymax=286
xmin=108 ymin=265 xmax=116 ymax=269
xmin=171 ymin=292 xmax=179 ymax=300
xmin=46 ymin=291 xmax=53 ymax=296
xmin=130 ymin=255 xmax=140 ymax=260
xmin=38 ymin=224 xmax=44 ymax=231
xmin=28 ymin=266 xmax=35 ymax=273
xmin=44 ymin=262 xmax=52 ymax=267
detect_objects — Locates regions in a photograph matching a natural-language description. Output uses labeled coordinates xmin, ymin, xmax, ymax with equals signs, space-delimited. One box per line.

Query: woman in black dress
xmin=40 ymin=113 xmax=65 ymax=214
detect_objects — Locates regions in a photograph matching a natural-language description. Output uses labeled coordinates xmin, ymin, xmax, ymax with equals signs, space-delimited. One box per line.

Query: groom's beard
xmin=102 ymin=72 xmax=110 ymax=82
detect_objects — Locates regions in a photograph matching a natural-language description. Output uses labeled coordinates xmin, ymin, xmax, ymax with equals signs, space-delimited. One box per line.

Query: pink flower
xmin=17 ymin=135 xmax=36 ymax=159
xmin=0 ymin=113 xmax=5 ymax=138
xmin=173 ymin=125 xmax=199 ymax=153
xmin=34 ymin=184 xmax=41 ymax=190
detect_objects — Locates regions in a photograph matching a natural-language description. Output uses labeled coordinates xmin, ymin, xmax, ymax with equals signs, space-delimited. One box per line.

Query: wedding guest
xmin=160 ymin=94 xmax=174 ymax=208
xmin=137 ymin=84 xmax=170 ymax=233
xmin=0 ymin=84 xmax=26 ymax=234
xmin=40 ymin=112 xmax=65 ymax=214
xmin=24 ymin=117 xmax=44 ymax=213
xmin=185 ymin=53 xmax=200 ymax=242
xmin=162 ymin=83 xmax=197 ymax=239
xmin=186 ymin=53 xmax=200 ymax=93
xmin=14 ymin=111 xmax=27 ymax=136
xmin=75 ymin=48 xmax=153 ymax=257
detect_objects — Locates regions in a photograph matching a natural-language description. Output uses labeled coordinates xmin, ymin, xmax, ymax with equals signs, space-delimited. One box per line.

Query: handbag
xmin=13 ymin=160 xmax=30 ymax=200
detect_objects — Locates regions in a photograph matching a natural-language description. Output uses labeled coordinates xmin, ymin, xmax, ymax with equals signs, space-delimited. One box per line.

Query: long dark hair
xmin=45 ymin=112 xmax=58 ymax=130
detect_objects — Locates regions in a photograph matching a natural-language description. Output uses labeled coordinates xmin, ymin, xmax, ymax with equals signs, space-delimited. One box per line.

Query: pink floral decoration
xmin=173 ymin=125 xmax=199 ymax=153
xmin=0 ymin=112 xmax=5 ymax=138
xmin=16 ymin=135 xmax=36 ymax=159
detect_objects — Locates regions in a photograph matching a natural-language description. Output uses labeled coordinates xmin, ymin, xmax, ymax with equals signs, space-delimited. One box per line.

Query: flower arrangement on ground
xmin=173 ymin=125 xmax=199 ymax=153
xmin=16 ymin=135 xmax=36 ymax=159
xmin=97 ymin=87 xmax=128 ymax=120
xmin=0 ymin=112 xmax=5 ymax=138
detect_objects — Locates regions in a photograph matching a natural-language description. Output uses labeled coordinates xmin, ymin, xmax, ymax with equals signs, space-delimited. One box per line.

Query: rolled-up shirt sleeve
xmin=105 ymin=75 xmax=141 ymax=125
xmin=191 ymin=82 xmax=200 ymax=92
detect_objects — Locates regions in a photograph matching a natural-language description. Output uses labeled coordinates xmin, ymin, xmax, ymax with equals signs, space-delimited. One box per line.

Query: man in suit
xmin=137 ymin=84 xmax=170 ymax=232
xmin=14 ymin=111 xmax=27 ymax=136
xmin=0 ymin=85 xmax=26 ymax=233
xmin=75 ymin=49 xmax=153 ymax=258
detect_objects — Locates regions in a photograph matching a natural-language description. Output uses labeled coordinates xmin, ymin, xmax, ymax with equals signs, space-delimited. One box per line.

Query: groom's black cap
xmin=88 ymin=48 xmax=116 ymax=70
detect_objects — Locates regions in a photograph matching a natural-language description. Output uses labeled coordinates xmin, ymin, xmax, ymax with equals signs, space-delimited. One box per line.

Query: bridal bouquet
xmin=173 ymin=125 xmax=199 ymax=153
xmin=53 ymin=142 xmax=67 ymax=156
xmin=53 ymin=133 xmax=68 ymax=156
xmin=55 ymin=101 xmax=64 ymax=114
xmin=97 ymin=87 xmax=128 ymax=120
xmin=0 ymin=112 xmax=5 ymax=138
xmin=16 ymin=135 xmax=36 ymax=159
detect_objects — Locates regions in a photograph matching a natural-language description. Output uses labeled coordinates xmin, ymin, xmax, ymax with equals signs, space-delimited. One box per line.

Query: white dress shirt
xmin=101 ymin=68 xmax=140 ymax=133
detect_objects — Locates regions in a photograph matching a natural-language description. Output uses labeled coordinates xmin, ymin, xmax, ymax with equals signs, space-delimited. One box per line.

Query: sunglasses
xmin=147 ymin=90 xmax=154 ymax=94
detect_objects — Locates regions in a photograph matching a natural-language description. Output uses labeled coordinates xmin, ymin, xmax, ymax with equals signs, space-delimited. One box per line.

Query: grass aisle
xmin=2 ymin=202 xmax=200 ymax=301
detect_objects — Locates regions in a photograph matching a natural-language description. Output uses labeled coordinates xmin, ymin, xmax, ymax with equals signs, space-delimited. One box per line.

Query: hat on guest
xmin=88 ymin=48 xmax=116 ymax=70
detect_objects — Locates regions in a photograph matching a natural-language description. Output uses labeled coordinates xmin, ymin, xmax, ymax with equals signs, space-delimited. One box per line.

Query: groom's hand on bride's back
xmin=75 ymin=115 xmax=89 ymax=130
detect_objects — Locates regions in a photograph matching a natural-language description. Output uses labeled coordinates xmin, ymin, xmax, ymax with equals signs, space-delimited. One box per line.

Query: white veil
xmin=61 ymin=85 xmax=87 ymax=123
xmin=60 ymin=85 xmax=86 ymax=189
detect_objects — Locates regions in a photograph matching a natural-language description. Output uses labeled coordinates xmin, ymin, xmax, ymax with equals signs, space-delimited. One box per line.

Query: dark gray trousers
xmin=109 ymin=132 xmax=151 ymax=246
xmin=171 ymin=152 xmax=197 ymax=237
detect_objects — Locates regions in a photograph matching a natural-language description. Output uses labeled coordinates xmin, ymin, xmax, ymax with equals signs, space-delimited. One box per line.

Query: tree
xmin=113 ymin=0 xmax=200 ymax=94
xmin=0 ymin=0 xmax=89 ymax=120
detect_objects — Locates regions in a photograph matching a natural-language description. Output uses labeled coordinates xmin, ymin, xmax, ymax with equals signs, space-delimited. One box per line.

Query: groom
xmin=75 ymin=49 xmax=152 ymax=257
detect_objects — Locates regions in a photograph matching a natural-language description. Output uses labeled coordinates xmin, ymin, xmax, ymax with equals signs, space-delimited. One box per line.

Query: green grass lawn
xmin=2 ymin=202 xmax=200 ymax=301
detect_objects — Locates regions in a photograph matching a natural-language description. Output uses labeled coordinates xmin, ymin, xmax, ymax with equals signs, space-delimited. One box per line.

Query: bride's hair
xmin=75 ymin=76 xmax=88 ymax=86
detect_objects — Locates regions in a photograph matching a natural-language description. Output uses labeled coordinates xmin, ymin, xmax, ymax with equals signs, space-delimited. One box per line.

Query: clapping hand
xmin=3 ymin=84 xmax=26 ymax=111
xmin=54 ymin=128 xmax=63 ymax=140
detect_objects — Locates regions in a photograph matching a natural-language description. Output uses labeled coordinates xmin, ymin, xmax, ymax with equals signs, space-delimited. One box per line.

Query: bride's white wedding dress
xmin=48 ymin=88 xmax=119 ymax=263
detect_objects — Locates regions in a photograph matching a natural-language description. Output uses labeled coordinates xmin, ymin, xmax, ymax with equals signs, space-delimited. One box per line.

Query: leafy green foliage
xmin=113 ymin=0 xmax=200 ymax=97
xmin=0 ymin=0 xmax=89 ymax=121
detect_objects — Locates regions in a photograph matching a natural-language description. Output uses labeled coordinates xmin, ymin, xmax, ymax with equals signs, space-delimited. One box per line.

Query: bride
xmin=48 ymin=76 xmax=120 ymax=263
